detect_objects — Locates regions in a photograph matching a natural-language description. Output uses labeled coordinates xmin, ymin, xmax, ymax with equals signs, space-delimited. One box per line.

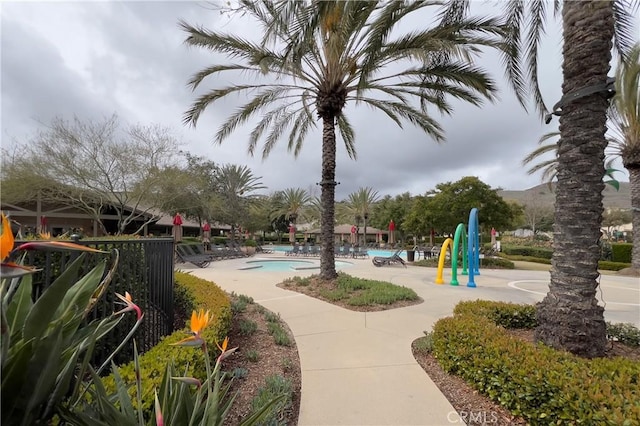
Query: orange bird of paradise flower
xmin=173 ymin=309 xmax=210 ymax=347
xmin=113 ymin=291 xmax=143 ymax=320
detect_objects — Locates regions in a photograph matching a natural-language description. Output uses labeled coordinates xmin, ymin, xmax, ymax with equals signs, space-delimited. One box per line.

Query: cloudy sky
xmin=1 ymin=1 xmax=630 ymax=200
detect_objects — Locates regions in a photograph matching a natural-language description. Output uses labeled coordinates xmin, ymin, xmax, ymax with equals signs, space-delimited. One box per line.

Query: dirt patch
xmin=223 ymin=296 xmax=301 ymax=426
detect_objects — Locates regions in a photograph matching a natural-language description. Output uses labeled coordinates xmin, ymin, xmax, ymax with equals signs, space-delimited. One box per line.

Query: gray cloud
xmin=2 ymin=1 xmax=623 ymax=202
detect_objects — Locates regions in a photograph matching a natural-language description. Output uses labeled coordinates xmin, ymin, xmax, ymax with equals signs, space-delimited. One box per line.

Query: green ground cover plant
xmin=281 ymin=273 xmax=420 ymax=309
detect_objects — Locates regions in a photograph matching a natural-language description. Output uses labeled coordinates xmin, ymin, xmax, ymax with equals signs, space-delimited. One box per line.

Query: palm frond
xmin=611 ymin=42 xmax=640 ymax=165
xmin=247 ymin=100 xmax=308 ymax=157
xmin=357 ymin=98 xmax=445 ymax=142
xmin=288 ymin=105 xmax=317 ymax=157
xmin=261 ymin=109 xmax=302 ymax=159
xmin=216 ymin=87 xmax=298 ymax=144
xmin=499 ymin=0 xmax=557 ymax=119
xmin=186 ymin=64 xmax=262 ymax=91
xmin=358 ymin=0 xmax=441 ymax=87
xmin=336 ymin=113 xmax=356 ymax=160
xmin=612 ymin=0 xmax=640 ymax=64
xmin=183 ymin=84 xmax=262 ymax=126
xmin=524 ymin=0 xmax=551 ymax=119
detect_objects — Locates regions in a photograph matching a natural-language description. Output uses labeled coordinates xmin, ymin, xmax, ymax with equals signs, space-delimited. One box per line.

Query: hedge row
xmin=103 ymin=272 xmax=232 ymax=411
xmin=432 ymin=301 xmax=640 ymax=424
xmin=501 ymin=245 xmax=553 ymax=259
xmin=611 ymin=243 xmax=633 ymax=263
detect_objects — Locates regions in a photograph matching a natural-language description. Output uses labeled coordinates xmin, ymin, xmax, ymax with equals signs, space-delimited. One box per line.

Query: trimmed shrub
xmin=598 ymin=260 xmax=632 ymax=271
xmin=502 ymin=246 xmax=553 ymax=259
xmin=607 ymin=322 xmax=640 ymax=347
xmin=611 ymin=243 xmax=633 ymax=263
xmin=503 ymin=254 xmax=551 ymax=265
xmin=480 ymin=257 xmax=515 ymax=269
xmin=103 ymin=272 xmax=232 ymax=412
xmin=432 ymin=300 xmax=640 ymax=424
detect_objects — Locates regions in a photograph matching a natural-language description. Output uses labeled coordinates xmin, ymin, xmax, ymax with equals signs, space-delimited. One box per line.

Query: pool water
xmin=271 ymin=246 xmax=407 ymax=260
xmin=239 ymin=259 xmax=353 ymax=271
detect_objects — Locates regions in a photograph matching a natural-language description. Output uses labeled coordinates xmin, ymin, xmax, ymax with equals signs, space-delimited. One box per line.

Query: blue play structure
xmin=435 ymin=208 xmax=480 ymax=287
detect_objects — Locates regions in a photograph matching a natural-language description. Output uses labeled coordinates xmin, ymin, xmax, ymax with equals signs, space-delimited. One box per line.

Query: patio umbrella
xmin=350 ymin=225 xmax=356 ymax=244
xmin=39 ymin=215 xmax=48 ymax=234
xmin=289 ymin=224 xmax=296 ymax=244
xmin=388 ymin=220 xmax=395 ymax=244
xmin=491 ymin=227 xmax=497 ymax=246
xmin=172 ymin=212 xmax=183 ymax=243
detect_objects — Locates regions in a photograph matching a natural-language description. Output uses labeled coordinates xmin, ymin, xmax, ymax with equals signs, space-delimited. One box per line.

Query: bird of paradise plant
xmin=0 ymin=213 xmax=144 ymax=425
xmin=62 ymin=308 xmax=283 ymax=426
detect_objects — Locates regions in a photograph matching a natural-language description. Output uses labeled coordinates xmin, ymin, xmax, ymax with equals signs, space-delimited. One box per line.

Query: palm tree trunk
xmin=320 ymin=115 xmax=338 ymax=279
xmin=628 ymin=167 xmax=640 ymax=270
xmin=535 ymin=0 xmax=614 ymax=358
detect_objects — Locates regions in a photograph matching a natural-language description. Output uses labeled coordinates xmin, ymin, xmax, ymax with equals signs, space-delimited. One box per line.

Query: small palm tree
xmin=609 ymin=43 xmax=640 ymax=271
xmin=338 ymin=187 xmax=380 ymax=245
xmin=522 ymin=131 xmax=561 ymax=185
xmin=213 ymin=164 xmax=266 ymax=242
xmin=181 ymin=0 xmax=508 ymax=279
xmin=270 ymin=187 xmax=312 ymax=232
xmin=522 ymin=130 xmax=620 ymax=189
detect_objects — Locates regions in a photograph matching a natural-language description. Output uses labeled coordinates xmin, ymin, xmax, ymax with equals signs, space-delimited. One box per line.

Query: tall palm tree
xmin=270 ymin=187 xmax=312 ymax=239
xmin=181 ymin=0 xmax=508 ymax=279
xmin=502 ymin=0 xmax=637 ymax=357
xmin=338 ymin=187 xmax=380 ymax=245
xmin=213 ymin=164 xmax=266 ymax=242
xmin=523 ymin=45 xmax=639 ymax=272
xmin=609 ymin=43 xmax=640 ymax=271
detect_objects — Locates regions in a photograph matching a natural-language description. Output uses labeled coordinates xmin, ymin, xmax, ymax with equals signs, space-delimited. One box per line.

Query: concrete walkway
xmin=186 ymin=255 xmax=640 ymax=426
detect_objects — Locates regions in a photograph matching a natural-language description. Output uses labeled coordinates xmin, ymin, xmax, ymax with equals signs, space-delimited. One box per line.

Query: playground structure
xmin=435 ymin=208 xmax=480 ymax=287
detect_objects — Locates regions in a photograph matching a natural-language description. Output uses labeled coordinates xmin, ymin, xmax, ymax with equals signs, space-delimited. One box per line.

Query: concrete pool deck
xmin=183 ymin=254 xmax=640 ymax=426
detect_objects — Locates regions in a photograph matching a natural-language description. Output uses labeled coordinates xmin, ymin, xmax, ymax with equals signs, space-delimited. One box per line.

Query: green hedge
xmin=611 ymin=243 xmax=633 ymax=263
xmin=432 ymin=301 xmax=640 ymax=424
xmin=103 ymin=272 xmax=232 ymax=411
xmin=501 ymin=245 xmax=553 ymax=259
xmin=503 ymin=254 xmax=552 ymax=265
xmin=598 ymin=260 xmax=633 ymax=271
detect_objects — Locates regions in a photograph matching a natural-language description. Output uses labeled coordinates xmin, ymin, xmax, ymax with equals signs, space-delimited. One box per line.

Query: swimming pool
xmin=271 ymin=246 xmax=408 ymax=260
xmin=239 ymin=259 xmax=353 ymax=271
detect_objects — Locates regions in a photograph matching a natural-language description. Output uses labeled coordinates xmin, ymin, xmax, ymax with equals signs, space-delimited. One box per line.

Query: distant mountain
xmin=499 ymin=182 xmax=631 ymax=210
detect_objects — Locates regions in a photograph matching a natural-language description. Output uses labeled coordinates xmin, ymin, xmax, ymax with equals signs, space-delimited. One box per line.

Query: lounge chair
xmin=341 ymin=242 xmax=352 ymax=258
xmin=372 ymin=249 xmax=406 ymax=267
xmin=175 ymin=244 xmax=211 ymax=268
xmin=309 ymin=244 xmax=320 ymax=256
xmin=286 ymin=244 xmax=300 ymax=256
xmin=353 ymin=246 xmax=369 ymax=259
xmin=257 ymin=243 xmax=275 ymax=254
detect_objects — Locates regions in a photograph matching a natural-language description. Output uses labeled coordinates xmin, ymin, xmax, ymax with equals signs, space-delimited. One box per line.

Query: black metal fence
xmin=17 ymin=238 xmax=175 ymax=365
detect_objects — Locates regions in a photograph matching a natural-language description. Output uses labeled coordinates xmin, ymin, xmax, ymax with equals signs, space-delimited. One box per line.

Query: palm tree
xmin=270 ymin=188 xmax=312 ymax=242
xmin=338 ymin=187 xmax=380 ymax=245
xmin=213 ymin=164 xmax=266 ymax=242
xmin=609 ymin=43 xmax=640 ymax=271
xmin=523 ymin=45 xmax=639 ymax=272
xmin=181 ymin=0 xmax=508 ymax=279
xmin=502 ymin=0 xmax=636 ymax=357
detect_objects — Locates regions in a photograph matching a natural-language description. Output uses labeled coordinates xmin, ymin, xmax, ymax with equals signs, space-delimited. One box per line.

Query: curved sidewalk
xmin=188 ymin=257 xmax=640 ymax=425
